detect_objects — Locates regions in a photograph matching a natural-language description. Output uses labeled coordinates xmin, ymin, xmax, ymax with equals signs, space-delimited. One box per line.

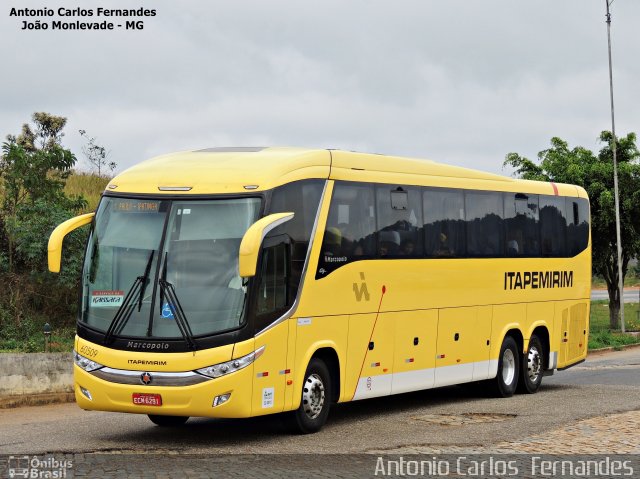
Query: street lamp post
xmin=605 ymin=0 xmax=625 ymax=333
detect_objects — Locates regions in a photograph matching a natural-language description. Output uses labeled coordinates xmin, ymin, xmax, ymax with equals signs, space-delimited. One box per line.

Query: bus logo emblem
xmin=353 ymin=272 xmax=370 ymax=302
xmin=140 ymin=372 xmax=153 ymax=385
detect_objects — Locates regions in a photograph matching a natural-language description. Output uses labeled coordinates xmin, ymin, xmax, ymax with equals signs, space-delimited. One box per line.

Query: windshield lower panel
xmin=81 ymin=196 xmax=261 ymax=344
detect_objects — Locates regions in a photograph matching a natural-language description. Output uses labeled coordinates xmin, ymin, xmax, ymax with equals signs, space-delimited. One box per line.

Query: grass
xmin=0 ymin=326 xmax=75 ymax=353
xmin=592 ymin=275 xmax=640 ymax=289
xmin=64 ymin=171 xmax=111 ymax=212
xmin=589 ymin=300 xmax=640 ymax=350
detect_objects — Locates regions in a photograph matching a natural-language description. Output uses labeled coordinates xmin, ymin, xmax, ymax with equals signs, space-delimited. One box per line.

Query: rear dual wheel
xmin=489 ymin=336 xmax=519 ymax=397
xmin=517 ymin=335 xmax=544 ymax=394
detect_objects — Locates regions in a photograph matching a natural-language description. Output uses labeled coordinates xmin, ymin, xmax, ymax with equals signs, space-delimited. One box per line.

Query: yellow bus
xmin=49 ymin=147 xmax=591 ymax=433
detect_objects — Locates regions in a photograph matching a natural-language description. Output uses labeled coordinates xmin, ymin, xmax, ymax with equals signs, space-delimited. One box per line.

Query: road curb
xmin=0 ymin=391 xmax=75 ymax=409
xmin=588 ymin=342 xmax=640 ymax=355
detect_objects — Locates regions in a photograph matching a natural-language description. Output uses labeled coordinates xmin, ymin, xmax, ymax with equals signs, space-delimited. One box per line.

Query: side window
xmin=567 ymin=197 xmax=590 ymax=256
xmin=539 ymin=195 xmax=567 ymax=257
xmin=424 ymin=188 xmax=465 ymax=258
xmin=504 ymin=193 xmax=540 ymax=257
xmin=256 ymin=240 xmax=288 ymax=316
xmin=267 ymin=180 xmax=324 ymax=300
xmin=254 ymin=180 xmax=323 ymax=329
xmin=317 ymin=182 xmax=375 ymax=278
xmin=466 ymin=192 xmax=504 ymax=257
xmin=376 ymin=186 xmax=423 ymax=257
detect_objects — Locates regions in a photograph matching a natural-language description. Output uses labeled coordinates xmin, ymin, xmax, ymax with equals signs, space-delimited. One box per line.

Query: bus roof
xmin=106 ymin=147 xmax=587 ymax=199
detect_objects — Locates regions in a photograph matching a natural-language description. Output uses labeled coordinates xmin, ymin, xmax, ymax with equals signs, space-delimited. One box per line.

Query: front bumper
xmin=74 ymin=363 xmax=254 ymax=418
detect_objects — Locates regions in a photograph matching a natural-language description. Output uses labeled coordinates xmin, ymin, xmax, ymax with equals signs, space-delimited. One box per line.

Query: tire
xmin=488 ymin=336 xmax=519 ymax=398
xmin=517 ymin=335 xmax=545 ymax=394
xmin=286 ymin=358 xmax=332 ymax=434
xmin=148 ymin=415 xmax=189 ymax=427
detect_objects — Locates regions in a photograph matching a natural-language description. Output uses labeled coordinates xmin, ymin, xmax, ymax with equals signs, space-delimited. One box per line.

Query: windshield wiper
xmin=103 ymin=250 xmax=155 ymax=345
xmin=146 ymin=252 xmax=167 ymax=337
xmin=158 ymin=279 xmax=197 ymax=351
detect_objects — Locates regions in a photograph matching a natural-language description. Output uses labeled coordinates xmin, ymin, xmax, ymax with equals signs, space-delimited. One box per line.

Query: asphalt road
xmin=2 ymin=347 xmax=640 ymax=458
xmin=591 ymin=288 xmax=639 ymax=303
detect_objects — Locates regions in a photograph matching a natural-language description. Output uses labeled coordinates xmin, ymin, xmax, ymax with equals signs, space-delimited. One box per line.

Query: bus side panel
xmin=572 ymin=301 xmax=589 ymax=360
xmin=490 ymin=304 xmax=526 ymax=378
xmin=554 ymin=301 xmax=589 ymax=369
xmin=391 ymin=310 xmax=437 ymax=394
xmin=434 ymin=307 xmax=477 ymax=387
xmin=472 ymin=306 xmax=493 ymax=381
xmin=251 ymin=321 xmax=288 ymax=416
xmin=284 ymin=317 xmax=298 ymax=411
xmin=291 ymin=315 xmax=348 ymax=409
xmin=555 ymin=303 xmax=570 ymax=368
xmin=348 ymin=313 xmax=394 ymax=400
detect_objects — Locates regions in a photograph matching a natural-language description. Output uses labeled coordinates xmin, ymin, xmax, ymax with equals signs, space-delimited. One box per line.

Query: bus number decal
xmin=80 ymin=345 xmax=99 ymax=358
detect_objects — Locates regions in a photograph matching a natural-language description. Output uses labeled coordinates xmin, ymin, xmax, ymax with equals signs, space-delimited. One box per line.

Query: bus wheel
xmin=490 ymin=336 xmax=519 ymax=398
xmin=148 ymin=415 xmax=189 ymax=427
xmin=517 ymin=335 xmax=544 ymax=394
xmin=286 ymin=358 xmax=331 ymax=434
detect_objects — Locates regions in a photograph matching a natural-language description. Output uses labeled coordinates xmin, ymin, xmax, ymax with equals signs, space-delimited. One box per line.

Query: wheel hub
xmin=502 ymin=348 xmax=516 ymax=386
xmin=527 ymin=346 xmax=542 ymax=383
xmin=302 ymin=373 xmax=325 ymax=419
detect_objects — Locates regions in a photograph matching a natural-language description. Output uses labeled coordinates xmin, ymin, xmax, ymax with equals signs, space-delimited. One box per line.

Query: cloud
xmin=1 ymin=0 xmax=638 ymax=175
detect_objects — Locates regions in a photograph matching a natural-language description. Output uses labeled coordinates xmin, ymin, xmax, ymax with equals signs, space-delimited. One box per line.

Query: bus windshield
xmin=81 ymin=196 xmax=261 ymax=340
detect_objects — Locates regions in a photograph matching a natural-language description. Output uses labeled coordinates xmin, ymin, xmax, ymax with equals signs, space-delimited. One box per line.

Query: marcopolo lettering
xmin=127 ymin=341 xmax=170 ymax=350
xmin=504 ymin=270 xmax=573 ymax=290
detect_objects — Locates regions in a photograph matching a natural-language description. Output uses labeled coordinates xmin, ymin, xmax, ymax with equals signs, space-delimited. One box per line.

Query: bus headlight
xmin=196 ymin=346 xmax=265 ymax=378
xmin=73 ymin=350 xmax=104 ymax=372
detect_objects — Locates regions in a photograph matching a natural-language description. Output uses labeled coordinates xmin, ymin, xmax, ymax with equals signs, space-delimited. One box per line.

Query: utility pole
xmin=605 ymin=0 xmax=625 ymax=333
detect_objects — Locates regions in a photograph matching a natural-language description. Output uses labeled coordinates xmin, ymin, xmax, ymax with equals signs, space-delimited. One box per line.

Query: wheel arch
xmin=506 ymin=328 xmax=524 ymax=354
xmin=292 ymin=342 xmax=342 ymax=409
xmin=528 ymin=324 xmax=550 ymax=369
xmin=489 ymin=326 xmax=523 ymax=379
xmin=311 ymin=347 xmax=341 ymax=404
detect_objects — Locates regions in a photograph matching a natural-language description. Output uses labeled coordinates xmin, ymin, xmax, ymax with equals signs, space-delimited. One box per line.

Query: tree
xmin=504 ymin=132 xmax=640 ymax=329
xmin=79 ymin=129 xmax=115 ymax=177
xmin=8 ymin=112 xmax=68 ymax=152
xmin=0 ymin=112 xmax=86 ymax=274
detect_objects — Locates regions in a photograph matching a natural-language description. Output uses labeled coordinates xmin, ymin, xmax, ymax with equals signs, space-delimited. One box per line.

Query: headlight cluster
xmin=73 ymin=350 xmax=104 ymax=372
xmin=196 ymin=346 xmax=265 ymax=378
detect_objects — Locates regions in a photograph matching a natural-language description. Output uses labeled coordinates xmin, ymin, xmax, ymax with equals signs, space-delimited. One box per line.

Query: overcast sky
xmin=1 ymin=0 xmax=638 ymax=176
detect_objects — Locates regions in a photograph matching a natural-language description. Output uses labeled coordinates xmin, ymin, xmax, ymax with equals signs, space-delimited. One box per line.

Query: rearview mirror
xmin=239 ymin=212 xmax=294 ymax=278
xmin=48 ymin=213 xmax=95 ymax=273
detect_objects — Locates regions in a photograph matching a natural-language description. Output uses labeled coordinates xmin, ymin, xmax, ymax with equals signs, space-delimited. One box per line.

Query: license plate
xmin=132 ymin=393 xmax=162 ymax=406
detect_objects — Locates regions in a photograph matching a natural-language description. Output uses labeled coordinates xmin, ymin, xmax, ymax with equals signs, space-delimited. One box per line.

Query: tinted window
xmin=567 ymin=197 xmax=590 ymax=256
xmin=252 ymin=180 xmax=324 ymax=330
xmin=465 ymin=192 xmax=504 ymax=257
xmin=376 ymin=186 xmax=423 ymax=257
xmin=256 ymin=241 xmax=288 ymax=318
xmin=317 ymin=183 xmax=376 ymax=278
xmin=268 ymin=180 xmax=324 ymax=301
xmin=539 ymin=195 xmax=567 ymax=257
xmin=424 ymin=188 xmax=465 ymax=257
xmin=504 ymin=193 xmax=539 ymax=257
